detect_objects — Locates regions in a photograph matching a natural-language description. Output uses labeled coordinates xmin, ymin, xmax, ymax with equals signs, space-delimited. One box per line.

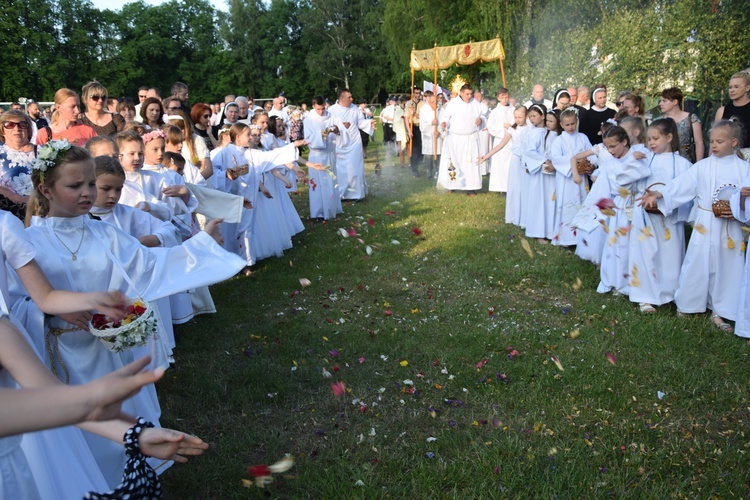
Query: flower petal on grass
xmin=331 ymin=381 xmax=346 ymax=397
xmin=551 ymin=356 xmax=564 ymax=371
xmin=605 ymin=352 xmax=618 ymax=365
xmin=391 ymin=240 xmax=401 ymax=245
xmin=520 ymin=238 xmax=535 ymax=259
xmin=400 ymin=360 xmax=409 ymax=367
xmin=299 ymin=278 xmax=311 ymax=288
xmin=366 ymin=245 xmax=373 ymax=255
xmin=411 ymin=227 xmax=423 ymax=236
xmin=268 ymin=456 xmax=295 ymax=473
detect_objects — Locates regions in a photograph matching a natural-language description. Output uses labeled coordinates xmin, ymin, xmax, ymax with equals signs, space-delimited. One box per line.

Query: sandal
xmin=639 ymin=303 xmax=656 ymax=314
xmin=710 ymin=313 xmax=733 ymax=333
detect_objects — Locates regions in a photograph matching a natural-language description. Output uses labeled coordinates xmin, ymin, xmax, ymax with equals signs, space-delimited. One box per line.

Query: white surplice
xmin=548 ymin=132 xmax=593 ymax=246
xmin=657 ymin=154 xmax=749 ymax=318
xmin=419 ymin=103 xmax=442 ymax=157
xmin=504 ymin=125 xmax=531 ymax=226
xmin=11 ymin=216 xmax=245 ymax=486
xmin=486 ymin=104 xmax=515 ymax=192
xmin=731 ymin=173 xmax=750 ymax=337
xmin=575 ymin=144 xmax=613 ymax=264
xmin=628 ymin=152 xmax=693 ymax=306
xmin=328 ymin=103 xmax=368 ymax=200
xmin=594 ymin=149 xmax=651 ymax=295
xmin=523 ymin=128 xmax=558 ymax=239
xmin=437 ymin=97 xmax=484 ymax=191
xmin=303 ymin=111 xmax=346 ymax=219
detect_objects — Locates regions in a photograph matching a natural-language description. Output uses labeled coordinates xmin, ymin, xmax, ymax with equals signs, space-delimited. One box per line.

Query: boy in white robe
xmin=328 ymin=89 xmax=369 ymax=200
xmin=419 ymin=91 xmax=442 ymax=179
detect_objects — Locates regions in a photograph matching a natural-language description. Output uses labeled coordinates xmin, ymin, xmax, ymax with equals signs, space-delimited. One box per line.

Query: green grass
xmin=160 ymin=141 xmax=750 ymax=498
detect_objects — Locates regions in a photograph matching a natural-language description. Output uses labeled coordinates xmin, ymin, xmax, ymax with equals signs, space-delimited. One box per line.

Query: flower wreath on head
xmin=249 ymin=124 xmax=262 ymax=131
xmin=141 ymin=129 xmax=166 ymax=143
xmin=32 ymin=139 xmax=72 ymax=182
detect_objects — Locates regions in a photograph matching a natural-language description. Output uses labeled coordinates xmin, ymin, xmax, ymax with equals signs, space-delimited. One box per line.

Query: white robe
xmin=628 ymin=152 xmax=692 ymax=306
xmin=437 ymin=97 xmax=484 ymax=191
xmin=92 ymin=203 xmax=181 ymax=356
xmin=595 ymin=150 xmax=651 ymax=294
xmin=10 ymin=216 xmax=245 ymax=486
xmin=304 ymin=111 xmax=346 ymax=219
xmin=575 ymin=144 xmax=613 ymax=264
xmin=419 ymin=104 xmax=442 ymax=157
xmin=657 ymin=154 xmax=749 ymax=318
xmin=477 ymin=101 xmax=491 ymax=175
xmin=328 ymin=103 xmax=368 ymax=200
xmin=731 ymin=174 xmax=750 ymax=337
xmin=504 ymin=126 xmax=532 ymax=226
xmin=213 ymin=144 xmax=299 ymax=265
xmin=548 ymin=132 xmax=593 ymax=246
xmin=523 ymin=128 xmax=558 ymax=239
xmin=142 ymin=164 xmax=198 ymax=239
xmin=251 ymin=171 xmax=293 ymax=261
xmin=486 ymin=104 xmax=515 ymax=192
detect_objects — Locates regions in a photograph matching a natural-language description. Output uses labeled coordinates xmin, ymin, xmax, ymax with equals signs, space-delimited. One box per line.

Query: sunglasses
xmin=3 ymin=121 xmax=29 ymax=129
xmin=615 ymin=101 xmax=624 ymax=107
xmin=90 ymin=95 xmax=107 ymax=102
xmin=138 ymin=94 xmax=147 ymax=99
xmin=202 ymin=114 xmax=210 ymax=118
xmin=168 ymin=107 xmax=181 ymax=111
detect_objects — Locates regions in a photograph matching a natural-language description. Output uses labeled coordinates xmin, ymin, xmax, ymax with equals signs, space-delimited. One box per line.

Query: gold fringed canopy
xmin=409 ymin=37 xmax=506 ymax=89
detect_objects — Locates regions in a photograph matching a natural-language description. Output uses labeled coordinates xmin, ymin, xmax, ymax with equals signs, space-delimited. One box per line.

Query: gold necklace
xmin=52 ymin=218 xmax=86 ymax=261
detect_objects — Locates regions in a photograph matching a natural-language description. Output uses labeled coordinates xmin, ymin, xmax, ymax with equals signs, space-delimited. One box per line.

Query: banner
xmin=410 ymin=38 xmax=505 ymax=71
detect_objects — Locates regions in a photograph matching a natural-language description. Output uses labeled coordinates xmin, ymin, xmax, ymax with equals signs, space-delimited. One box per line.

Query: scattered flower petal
xmin=331 ymin=381 xmax=346 ymax=397
xmin=605 ymin=352 xmax=617 ymax=365
xmin=299 ymin=278 xmax=311 ymax=288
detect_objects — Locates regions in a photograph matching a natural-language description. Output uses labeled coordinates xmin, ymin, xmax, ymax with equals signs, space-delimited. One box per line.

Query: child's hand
xmin=59 ymin=311 xmax=93 ymax=331
xmin=138 ymin=427 xmax=209 ymax=463
xmin=82 ymin=356 xmax=164 ymax=422
xmin=637 ymin=191 xmax=660 ymax=209
xmin=203 ymin=219 xmax=224 ymax=246
xmin=293 ymin=139 xmax=308 ymax=148
xmin=136 ymin=201 xmax=151 ymax=213
xmin=284 ymin=180 xmax=293 ymax=189
xmin=633 ymin=151 xmax=646 ymax=160
xmin=307 ymin=162 xmax=325 ymax=171
xmin=243 ymin=198 xmax=253 ymax=209
xmin=477 ymin=156 xmax=485 ymax=164
xmin=740 ymin=187 xmax=750 ymax=197
xmin=87 ymin=291 xmax=127 ymax=320
xmin=259 ymin=186 xmax=273 ymax=199
xmin=543 ymin=161 xmax=555 ymax=173
xmin=162 ymin=185 xmax=188 ymax=198
xmin=572 ymin=173 xmax=583 ymax=185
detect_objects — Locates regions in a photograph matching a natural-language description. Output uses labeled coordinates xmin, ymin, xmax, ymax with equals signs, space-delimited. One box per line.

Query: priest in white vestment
xmin=328 ymin=89 xmax=370 ymax=200
xmin=437 ymin=85 xmax=485 ymax=191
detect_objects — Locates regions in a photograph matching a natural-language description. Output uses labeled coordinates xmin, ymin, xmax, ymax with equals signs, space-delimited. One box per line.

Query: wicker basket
xmin=227 ymin=155 xmax=250 ymax=180
xmin=711 ymin=184 xmax=737 ymax=220
xmin=644 ymin=182 xmax=665 ymax=215
xmin=89 ymin=300 xmax=157 ymax=352
xmin=577 ymin=158 xmax=595 ymax=176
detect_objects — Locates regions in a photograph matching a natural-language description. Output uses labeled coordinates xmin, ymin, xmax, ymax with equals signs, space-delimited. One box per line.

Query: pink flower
xmin=331 ymin=381 xmax=346 ymax=397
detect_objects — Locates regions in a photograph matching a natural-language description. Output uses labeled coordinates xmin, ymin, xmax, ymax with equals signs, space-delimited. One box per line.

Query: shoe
xmin=710 ymin=312 xmax=733 ymax=332
xmin=612 ymin=290 xmax=622 ymax=297
xmin=639 ymin=303 xmax=656 ymax=313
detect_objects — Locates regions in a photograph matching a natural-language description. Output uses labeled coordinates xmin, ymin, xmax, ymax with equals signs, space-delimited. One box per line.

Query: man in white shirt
xmin=134 ymin=86 xmax=149 ymax=123
xmin=485 ymin=87 xmax=516 ymax=192
xmin=268 ymin=94 xmax=290 ymax=125
xmin=437 ymin=84 xmax=485 ymax=193
xmin=380 ymin=96 xmax=396 ymax=144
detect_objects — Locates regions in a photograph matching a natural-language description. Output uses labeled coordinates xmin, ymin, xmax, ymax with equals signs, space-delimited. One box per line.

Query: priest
xmin=436 ymin=84 xmax=484 ymax=193
xmin=328 ymin=89 xmax=370 ymax=200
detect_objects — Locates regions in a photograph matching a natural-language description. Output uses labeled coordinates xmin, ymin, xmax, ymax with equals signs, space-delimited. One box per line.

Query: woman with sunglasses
xmin=79 ymin=81 xmax=125 ymax=136
xmin=191 ymin=103 xmax=218 ymax=151
xmin=36 ymin=88 xmax=97 ymax=147
xmin=0 ymin=110 xmax=35 ymax=220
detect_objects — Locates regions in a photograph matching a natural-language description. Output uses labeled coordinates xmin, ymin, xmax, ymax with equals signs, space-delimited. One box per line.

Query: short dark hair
xmin=460 ymin=84 xmax=473 ymax=93
xmin=149 ymin=87 xmax=162 ymax=98
xmin=661 ymin=87 xmax=684 ymax=106
xmin=171 ymin=81 xmax=188 ymax=95
xmin=337 ymin=88 xmax=351 ymax=99
xmin=312 ymin=95 xmax=326 ymax=107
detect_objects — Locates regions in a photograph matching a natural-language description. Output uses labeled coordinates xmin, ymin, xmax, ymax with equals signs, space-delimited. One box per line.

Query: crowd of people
xmin=0 ymin=81 xmax=376 ymax=498
xmin=414 ymin=70 xmax=749 ymax=337
xmin=1 ymin=68 xmax=750 ymax=497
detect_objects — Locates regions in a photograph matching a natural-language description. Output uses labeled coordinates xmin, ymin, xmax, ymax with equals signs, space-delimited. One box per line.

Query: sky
xmin=89 ymin=0 xmax=227 ymax=12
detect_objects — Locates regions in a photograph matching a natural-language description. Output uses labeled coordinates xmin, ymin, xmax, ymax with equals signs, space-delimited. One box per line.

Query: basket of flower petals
xmin=89 ymin=299 xmax=156 ymax=352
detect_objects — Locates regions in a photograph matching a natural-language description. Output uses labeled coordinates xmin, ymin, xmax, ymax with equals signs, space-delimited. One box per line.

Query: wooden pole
xmin=500 ymin=59 xmax=507 ymax=88
xmin=408 ymin=67 xmax=414 ymax=158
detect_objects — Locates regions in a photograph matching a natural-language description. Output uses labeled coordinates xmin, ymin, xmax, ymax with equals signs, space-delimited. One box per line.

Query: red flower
xmin=367 ymin=218 xmax=375 ymax=226
xmin=248 ymin=464 xmax=271 ymax=477
xmin=411 ymin=227 xmax=422 ymax=236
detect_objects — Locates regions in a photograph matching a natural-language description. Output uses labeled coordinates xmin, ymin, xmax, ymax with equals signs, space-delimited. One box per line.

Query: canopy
xmin=409 ymin=37 xmax=506 ymax=87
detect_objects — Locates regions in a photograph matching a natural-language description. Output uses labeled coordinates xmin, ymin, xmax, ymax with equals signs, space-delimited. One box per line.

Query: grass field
xmin=160 ymin=141 xmax=750 ymax=498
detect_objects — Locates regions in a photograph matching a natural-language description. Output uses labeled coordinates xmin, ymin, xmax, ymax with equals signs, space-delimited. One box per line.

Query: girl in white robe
xmin=641 ymin=120 xmax=749 ymax=331
xmin=522 ymin=105 xmax=557 ymax=240
xmin=480 ymin=106 xmax=529 ymax=226
xmin=141 ymin=129 xmax=198 ymax=325
xmin=730 ymin=173 xmax=750 ymax=337
xmin=92 ymin=156 xmax=181 ymax=360
xmin=304 ymin=99 xmax=347 ymax=220
xmin=628 ymin=119 xmax=692 ymax=312
xmin=486 ymin=90 xmax=515 ymax=193
xmin=570 ymin=121 xmax=615 ymax=265
xmin=548 ymin=108 xmax=593 ymax=246
xmin=212 ymin=123 xmax=302 ymax=271
xmin=13 ymin=144 xmax=245 ymax=486
xmin=1 ymin=208 xmax=209 ymax=498
xmin=572 ymin=126 xmax=650 ymax=295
